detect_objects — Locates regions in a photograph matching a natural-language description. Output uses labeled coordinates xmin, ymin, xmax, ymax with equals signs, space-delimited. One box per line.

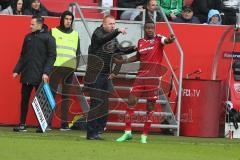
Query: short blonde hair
xmin=103 ymin=15 xmax=115 ymax=23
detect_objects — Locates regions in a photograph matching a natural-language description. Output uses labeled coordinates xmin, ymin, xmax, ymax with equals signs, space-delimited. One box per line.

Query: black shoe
xmin=86 ymin=135 xmax=96 ymax=140
xmin=36 ymin=127 xmax=43 ymax=133
xmin=94 ymin=134 xmax=104 ymax=140
xmin=86 ymin=132 xmax=95 ymax=140
xmin=13 ymin=124 xmax=27 ymax=132
xmin=86 ymin=133 xmax=104 ymax=140
xmin=60 ymin=123 xmax=71 ymax=131
xmin=36 ymin=126 xmax=52 ymax=133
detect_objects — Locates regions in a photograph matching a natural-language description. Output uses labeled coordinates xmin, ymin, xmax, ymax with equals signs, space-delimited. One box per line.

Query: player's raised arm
xmin=164 ymin=34 xmax=176 ymax=44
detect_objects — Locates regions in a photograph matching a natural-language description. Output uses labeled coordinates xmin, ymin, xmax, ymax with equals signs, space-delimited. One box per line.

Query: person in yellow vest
xmin=50 ymin=11 xmax=81 ymax=131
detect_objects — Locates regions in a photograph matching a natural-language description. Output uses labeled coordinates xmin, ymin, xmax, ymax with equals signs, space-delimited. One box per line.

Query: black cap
xmin=182 ymin=6 xmax=193 ymax=12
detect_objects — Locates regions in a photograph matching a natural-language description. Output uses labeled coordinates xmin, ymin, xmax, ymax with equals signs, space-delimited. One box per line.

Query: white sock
xmin=125 ymin=130 xmax=132 ymax=134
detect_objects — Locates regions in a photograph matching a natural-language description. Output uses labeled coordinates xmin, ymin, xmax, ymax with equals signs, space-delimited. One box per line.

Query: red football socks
xmin=125 ymin=107 xmax=135 ymax=131
xmin=143 ymin=111 xmax=154 ymax=135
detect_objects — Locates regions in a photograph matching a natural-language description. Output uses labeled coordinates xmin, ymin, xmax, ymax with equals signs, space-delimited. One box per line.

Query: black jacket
xmin=0 ymin=0 xmax=11 ymax=10
xmin=135 ymin=9 xmax=163 ymax=22
xmin=85 ymin=26 xmax=135 ymax=83
xmin=192 ymin=0 xmax=221 ymax=23
xmin=173 ymin=16 xmax=201 ymax=24
xmin=117 ymin=0 xmax=147 ymax=8
xmin=24 ymin=4 xmax=61 ymax=17
xmin=13 ymin=25 xmax=56 ymax=85
xmin=117 ymin=0 xmax=147 ymax=19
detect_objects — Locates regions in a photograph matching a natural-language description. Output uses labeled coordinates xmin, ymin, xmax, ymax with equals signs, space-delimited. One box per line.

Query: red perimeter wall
xmin=0 ymin=15 xmax=239 ymax=127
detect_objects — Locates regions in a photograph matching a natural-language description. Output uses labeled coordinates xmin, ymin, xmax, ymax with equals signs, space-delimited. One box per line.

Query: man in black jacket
xmin=85 ymin=15 xmax=136 ymax=140
xmin=173 ymin=6 xmax=200 ymax=24
xmin=134 ymin=0 xmax=163 ymax=22
xmin=13 ymin=15 xmax=56 ymax=132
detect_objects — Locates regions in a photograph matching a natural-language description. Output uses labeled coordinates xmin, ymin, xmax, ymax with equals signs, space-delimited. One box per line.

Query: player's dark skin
xmin=115 ymin=22 xmax=175 ymax=112
xmin=145 ymin=23 xmax=155 ymax=40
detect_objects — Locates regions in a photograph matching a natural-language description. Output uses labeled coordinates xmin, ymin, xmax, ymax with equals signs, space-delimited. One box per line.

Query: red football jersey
xmin=137 ymin=34 xmax=166 ymax=77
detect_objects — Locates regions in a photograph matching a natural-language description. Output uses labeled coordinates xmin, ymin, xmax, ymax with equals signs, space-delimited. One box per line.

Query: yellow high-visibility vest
xmin=52 ymin=28 xmax=79 ymax=69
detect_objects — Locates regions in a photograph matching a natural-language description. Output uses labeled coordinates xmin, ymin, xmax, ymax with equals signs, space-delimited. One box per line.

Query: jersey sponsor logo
xmin=139 ymin=46 xmax=154 ymax=53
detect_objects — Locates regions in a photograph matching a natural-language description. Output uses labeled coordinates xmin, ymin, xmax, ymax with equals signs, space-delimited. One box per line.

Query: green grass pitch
xmin=0 ymin=126 xmax=240 ymax=160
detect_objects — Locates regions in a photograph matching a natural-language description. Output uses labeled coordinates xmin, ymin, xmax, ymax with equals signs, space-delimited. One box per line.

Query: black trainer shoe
xmin=36 ymin=127 xmax=43 ymax=133
xmin=86 ymin=132 xmax=96 ymax=140
xmin=86 ymin=133 xmax=104 ymax=140
xmin=60 ymin=123 xmax=71 ymax=131
xmin=94 ymin=134 xmax=104 ymax=140
xmin=13 ymin=124 xmax=27 ymax=132
xmin=86 ymin=135 xmax=96 ymax=140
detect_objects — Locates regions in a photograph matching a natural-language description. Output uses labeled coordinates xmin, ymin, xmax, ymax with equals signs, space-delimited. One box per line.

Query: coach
xmin=85 ymin=15 xmax=136 ymax=140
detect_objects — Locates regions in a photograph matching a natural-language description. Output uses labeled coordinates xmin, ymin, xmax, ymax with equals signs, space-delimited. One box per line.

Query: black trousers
xmin=86 ymin=73 xmax=110 ymax=136
xmin=49 ymin=66 xmax=75 ymax=126
xmin=20 ymin=84 xmax=39 ymax=124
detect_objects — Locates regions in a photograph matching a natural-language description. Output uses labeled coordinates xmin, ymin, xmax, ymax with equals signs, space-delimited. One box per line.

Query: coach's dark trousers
xmin=87 ymin=73 xmax=110 ymax=136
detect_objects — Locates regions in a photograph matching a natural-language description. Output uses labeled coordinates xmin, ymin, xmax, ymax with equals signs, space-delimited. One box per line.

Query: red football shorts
xmin=130 ymin=76 xmax=161 ymax=101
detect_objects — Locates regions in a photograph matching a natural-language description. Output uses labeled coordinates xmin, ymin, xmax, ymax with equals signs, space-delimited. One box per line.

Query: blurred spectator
xmin=135 ymin=0 xmax=163 ymax=22
xmin=98 ymin=0 xmax=114 ymax=16
xmin=24 ymin=0 xmax=47 ymax=16
xmin=173 ymin=6 xmax=200 ymax=24
xmin=206 ymin=9 xmax=222 ymax=25
xmin=0 ymin=0 xmax=25 ymax=15
xmin=158 ymin=0 xmax=183 ymax=20
xmin=118 ymin=0 xmax=147 ymax=20
xmin=191 ymin=0 xmax=221 ymax=23
xmin=0 ymin=0 xmax=11 ymax=10
xmin=221 ymin=0 xmax=239 ymax=25
xmin=118 ymin=0 xmax=147 ymax=10
xmin=24 ymin=0 xmax=61 ymax=17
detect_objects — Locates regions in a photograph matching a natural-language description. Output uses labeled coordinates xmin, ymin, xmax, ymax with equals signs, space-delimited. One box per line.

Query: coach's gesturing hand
xmin=118 ymin=28 xmax=127 ymax=35
xmin=108 ymin=73 xmax=117 ymax=80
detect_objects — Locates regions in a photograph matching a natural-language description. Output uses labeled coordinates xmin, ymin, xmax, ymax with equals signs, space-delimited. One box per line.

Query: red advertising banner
xmin=0 ymin=15 xmax=239 ymax=131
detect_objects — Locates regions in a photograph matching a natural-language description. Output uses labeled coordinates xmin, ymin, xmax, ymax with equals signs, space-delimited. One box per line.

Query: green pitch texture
xmin=0 ymin=127 xmax=240 ymax=160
